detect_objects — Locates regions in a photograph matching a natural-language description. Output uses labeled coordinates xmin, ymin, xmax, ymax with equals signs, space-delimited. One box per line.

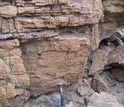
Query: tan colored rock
xmin=89 ymin=49 xmax=107 ymax=75
xmin=6 ymin=83 xmax=17 ymax=98
xmin=15 ymin=14 xmax=101 ymax=32
xmin=9 ymin=48 xmax=22 ymax=56
xmin=0 ymin=49 xmax=8 ymax=58
xmin=18 ymin=7 xmax=36 ymax=15
xmin=91 ymin=75 xmax=108 ymax=93
xmin=0 ymin=87 xmax=6 ymax=99
xmin=1 ymin=18 xmax=10 ymax=33
xmin=0 ymin=39 xmax=19 ymax=49
xmin=22 ymin=36 xmax=90 ymax=96
xmin=9 ymin=74 xmax=30 ymax=87
xmin=0 ymin=42 xmax=30 ymax=106
xmin=59 ymin=0 xmax=68 ymax=4
xmin=30 ymin=0 xmax=68 ymax=6
xmin=0 ymin=6 xmax=17 ymax=18
xmin=6 ymin=83 xmax=24 ymax=99
xmin=0 ymin=0 xmax=103 ymax=34
xmin=13 ymin=0 xmax=103 ymax=33
xmin=0 ymin=0 xmax=104 ymax=106
xmin=0 ymin=18 xmax=16 ymax=33
xmin=0 ymin=58 xmax=10 ymax=77
xmin=16 ymin=0 xmax=25 ymax=6
xmin=0 ymin=80 xmax=6 ymax=86
xmin=11 ymin=63 xmax=26 ymax=75
xmin=92 ymin=0 xmax=103 ymax=23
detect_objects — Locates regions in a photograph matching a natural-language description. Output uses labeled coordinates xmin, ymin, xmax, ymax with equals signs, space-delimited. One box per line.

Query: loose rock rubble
xmin=87 ymin=92 xmax=122 ymax=107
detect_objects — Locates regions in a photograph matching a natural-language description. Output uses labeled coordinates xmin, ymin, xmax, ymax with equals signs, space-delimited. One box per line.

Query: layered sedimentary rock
xmin=0 ymin=40 xmax=30 ymax=107
xmin=0 ymin=0 xmax=103 ymax=34
xmin=0 ymin=0 xmax=104 ymax=106
xmin=22 ymin=36 xmax=90 ymax=96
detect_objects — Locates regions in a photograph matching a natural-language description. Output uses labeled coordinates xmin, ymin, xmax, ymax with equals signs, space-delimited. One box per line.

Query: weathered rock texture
xmin=0 ymin=0 xmax=103 ymax=34
xmin=0 ymin=0 xmax=104 ymax=106
xmin=0 ymin=40 xmax=30 ymax=107
xmin=22 ymin=36 xmax=90 ymax=96
xmin=99 ymin=0 xmax=124 ymax=41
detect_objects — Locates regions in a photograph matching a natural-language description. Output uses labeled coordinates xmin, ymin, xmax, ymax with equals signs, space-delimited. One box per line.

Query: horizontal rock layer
xmin=0 ymin=0 xmax=103 ymax=34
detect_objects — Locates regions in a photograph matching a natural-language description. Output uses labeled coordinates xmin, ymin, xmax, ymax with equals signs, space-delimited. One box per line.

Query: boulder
xmin=107 ymin=45 xmax=124 ymax=68
xmin=77 ymin=86 xmax=94 ymax=97
xmin=87 ymin=92 xmax=123 ymax=107
xmin=91 ymin=75 xmax=108 ymax=93
xmin=89 ymin=49 xmax=107 ymax=75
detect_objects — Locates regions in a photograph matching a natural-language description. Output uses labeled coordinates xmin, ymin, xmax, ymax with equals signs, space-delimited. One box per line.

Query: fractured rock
xmin=0 ymin=39 xmax=19 ymax=49
xmin=91 ymin=75 xmax=108 ymax=93
xmin=0 ymin=40 xmax=30 ymax=107
xmin=0 ymin=0 xmax=103 ymax=34
xmin=77 ymin=86 xmax=94 ymax=97
xmin=0 ymin=0 xmax=104 ymax=106
xmin=89 ymin=49 xmax=107 ymax=75
xmin=108 ymin=45 xmax=124 ymax=68
xmin=0 ymin=58 xmax=10 ymax=77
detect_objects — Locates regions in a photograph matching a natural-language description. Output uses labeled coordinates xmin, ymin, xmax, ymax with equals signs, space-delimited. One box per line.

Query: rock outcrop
xmin=0 ymin=0 xmax=103 ymax=34
xmin=22 ymin=36 xmax=90 ymax=96
xmin=0 ymin=0 xmax=104 ymax=106
xmin=0 ymin=0 xmax=124 ymax=107
xmin=0 ymin=40 xmax=30 ymax=107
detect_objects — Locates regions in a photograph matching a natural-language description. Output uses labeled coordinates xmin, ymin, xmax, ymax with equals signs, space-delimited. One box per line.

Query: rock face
xmin=22 ymin=36 xmax=90 ymax=96
xmin=0 ymin=0 xmax=104 ymax=106
xmin=0 ymin=0 xmax=103 ymax=34
xmin=0 ymin=0 xmax=123 ymax=107
xmin=0 ymin=40 xmax=30 ymax=107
